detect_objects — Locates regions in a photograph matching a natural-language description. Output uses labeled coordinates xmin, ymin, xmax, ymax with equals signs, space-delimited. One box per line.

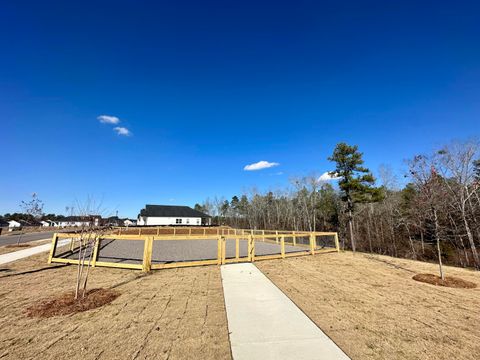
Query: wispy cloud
xmin=318 ymin=171 xmax=340 ymax=182
xmin=97 ymin=115 xmax=120 ymax=124
xmin=114 ymin=127 xmax=131 ymax=136
xmin=244 ymin=160 xmax=279 ymax=171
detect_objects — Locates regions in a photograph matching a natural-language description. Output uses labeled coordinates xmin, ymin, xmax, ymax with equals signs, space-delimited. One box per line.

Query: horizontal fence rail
xmin=48 ymin=227 xmax=340 ymax=271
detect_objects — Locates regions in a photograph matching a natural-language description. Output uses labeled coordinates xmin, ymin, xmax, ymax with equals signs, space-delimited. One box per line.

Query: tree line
xmin=196 ymin=140 xmax=480 ymax=271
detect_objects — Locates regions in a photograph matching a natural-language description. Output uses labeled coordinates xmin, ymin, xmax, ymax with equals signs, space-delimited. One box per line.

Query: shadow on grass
xmin=0 ymin=264 xmax=67 ymax=279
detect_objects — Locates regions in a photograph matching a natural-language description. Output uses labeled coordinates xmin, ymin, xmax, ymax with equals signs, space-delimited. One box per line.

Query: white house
xmin=39 ymin=220 xmax=59 ymax=227
xmin=48 ymin=220 xmax=59 ymax=227
xmin=124 ymin=219 xmax=136 ymax=227
xmin=137 ymin=205 xmax=212 ymax=226
xmin=8 ymin=220 xmax=21 ymax=231
xmin=57 ymin=216 xmax=101 ymax=227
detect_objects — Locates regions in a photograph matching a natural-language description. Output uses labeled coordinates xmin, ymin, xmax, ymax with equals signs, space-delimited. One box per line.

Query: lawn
xmin=0 ymin=253 xmax=231 ymax=360
xmin=2 ymin=247 xmax=479 ymax=360
xmin=257 ymin=252 xmax=480 ymax=360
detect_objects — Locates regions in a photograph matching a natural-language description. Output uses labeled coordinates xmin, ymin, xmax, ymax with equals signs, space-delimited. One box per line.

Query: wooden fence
xmin=48 ymin=228 xmax=340 ymax=272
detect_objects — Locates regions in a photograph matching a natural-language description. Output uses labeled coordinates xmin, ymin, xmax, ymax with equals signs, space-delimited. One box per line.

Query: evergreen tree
xmin=194 ymin=203 xmax=207 ymax=213
xmin=328 ymin=142 xmax=382 ymax=251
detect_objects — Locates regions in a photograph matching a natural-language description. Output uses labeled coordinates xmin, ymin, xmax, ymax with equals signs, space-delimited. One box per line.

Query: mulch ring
xmin=26 ymin=288 xmax=120 ymax=318
xmin=413 ymin=273 xmax=477 ymax=289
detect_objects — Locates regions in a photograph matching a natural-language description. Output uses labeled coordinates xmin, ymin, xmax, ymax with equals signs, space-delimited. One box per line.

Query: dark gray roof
xmin=139 ymin=205 xmax=211 ymax=218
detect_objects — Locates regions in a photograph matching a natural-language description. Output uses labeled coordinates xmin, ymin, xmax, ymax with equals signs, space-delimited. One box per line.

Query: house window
xmin=196 ymin=219 xmax=200 ymax=225
xmin=186 ymin=219 xmax=190 ymax=224
xmin=176 ymin=218 xmax=182 ymax=224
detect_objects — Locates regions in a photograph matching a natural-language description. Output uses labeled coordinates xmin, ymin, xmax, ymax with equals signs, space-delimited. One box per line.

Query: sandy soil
xmin=256 ymin=252 xmax=480 ymax=360
xmin=0 ymin=253 xmax=231 ymax=360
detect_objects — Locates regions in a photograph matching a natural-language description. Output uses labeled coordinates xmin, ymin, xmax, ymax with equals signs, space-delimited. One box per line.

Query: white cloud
xmin=244 ymin=160 xmax=279 ymax=171
xmin=113 ymin=127 xmax=131 ymax=136
xmin=318 ymin=171 xmax=340 ymax=182
xmin=97 ymin=115 xmax=120 ymax=124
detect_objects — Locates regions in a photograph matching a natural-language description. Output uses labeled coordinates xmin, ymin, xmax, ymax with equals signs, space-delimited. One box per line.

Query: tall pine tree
xmin=328 ymin=143 xmax=382 ymax=251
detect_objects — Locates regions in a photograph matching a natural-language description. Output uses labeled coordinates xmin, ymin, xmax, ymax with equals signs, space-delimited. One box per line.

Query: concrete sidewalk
xmin=0 ymin=239 xmax=70 ymax=266
xmin=221 ymin=263 xmax=350 ymax=360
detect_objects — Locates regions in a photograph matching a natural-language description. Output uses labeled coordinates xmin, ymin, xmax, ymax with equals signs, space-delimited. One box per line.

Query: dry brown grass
xmin=0 ymin=253 xmax=231 ymax=360
xmin=0 ymin=240 xmax=51 ymax=255
xmin=256 ymin=252 xmax=480 ymax=360
xmin=0 ymin=245 xmax=31 ymax=255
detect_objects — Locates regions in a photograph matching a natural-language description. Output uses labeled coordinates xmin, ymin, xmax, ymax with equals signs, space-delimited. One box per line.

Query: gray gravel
xmin=57 ymin=238 xmax=309 ymax=264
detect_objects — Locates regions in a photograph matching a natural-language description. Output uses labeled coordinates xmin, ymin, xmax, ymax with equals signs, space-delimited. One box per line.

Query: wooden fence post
xmin=221 ymin=236 xmax=226 ymax=265
xmin=310 ymin=232 xmax=315 ymax=255
xmin=142 ymin=237 xmax=153 ymax=272
xmin=281 ymin=235 xmax=285 ymax=258
xmin=48 ymin=233 xmax=59 ymax=264
xmin=91 ymin=236 xmax=100 ymax=267
xmin=251 ymin=235 xmax=255 ymax=262
xmin=235 ymin=237 xmax=240 ymax=261
xmin=334 ymin=232 xmax=340 ymax=252
xmin=293 ymin=231 xmax=296 ymax=246
xmin=217 ymin=236 xmax=222 ymax=265
xmin=247 ymin=235 xmax=254 ymax=262
xmin=138 ymin=228 xmax=142 ymax=236
xmin=275 ymin=230 xmax=279 ymax=244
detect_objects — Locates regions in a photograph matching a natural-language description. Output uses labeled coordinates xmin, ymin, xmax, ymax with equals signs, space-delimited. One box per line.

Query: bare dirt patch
xmin=5 ymin=244 xmax=31 ymax=248
xmin=26 ymin=288 xmax=120 ymax=318
xmin=412 ymin=273 xmax=477 ymax=289
xmin=256 ymin=252 xmax=480 ymax=360
xmin=0 ymin=252 xmax=231 ymax=359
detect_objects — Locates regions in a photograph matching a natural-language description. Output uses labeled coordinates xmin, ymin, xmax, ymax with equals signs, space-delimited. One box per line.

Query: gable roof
xmin=139 ymin=205 xmax=211 ymax=218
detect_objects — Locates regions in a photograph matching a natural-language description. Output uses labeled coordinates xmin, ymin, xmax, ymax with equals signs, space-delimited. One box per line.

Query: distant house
xmin=124 ymin=219 xmax=136 ymax=227
xmin=39 ymin=220 xmax=59 ymax=227
xmin=137 ymin=205 xmax=211 ymax=226
xmin=105 ymin=216 xmax=122 ymax=227
xmin=57 ymin=216 xmax=101 ymax=227
xmin=8 ymin=220 xmax=21 ymax=230
xmin=48 ymin=220 xmax=59 ymax=227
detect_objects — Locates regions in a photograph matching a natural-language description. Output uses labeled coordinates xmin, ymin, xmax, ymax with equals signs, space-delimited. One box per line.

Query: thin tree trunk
xmin=433 ymin=207 xmax=444 ymax=280
xmin=366 ymin=216 xmax=373 ymax=253
xmin=405 ymin=224 xmax=416 ymax=260
xmin=348 ymin=209 xmax=356 ymax=252
xmin=420 ymin=229 xmax=425 ymax=255
xmin=461 ymin=206 xmax=480 ymax=269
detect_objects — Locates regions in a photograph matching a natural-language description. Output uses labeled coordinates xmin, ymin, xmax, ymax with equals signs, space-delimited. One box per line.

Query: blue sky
xmin=1 ymin=1 xmax=479 ymax=217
